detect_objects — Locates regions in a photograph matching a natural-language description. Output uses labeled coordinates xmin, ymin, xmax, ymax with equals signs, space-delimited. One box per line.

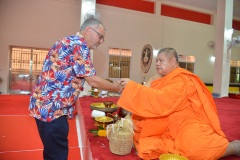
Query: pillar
xmin=80 ymin=0 xmax=96 ymax=25
xmin=213 ymin=0 xmax=233 ymax=98
xmin=79 ymin=0 xmax=96 ymax=97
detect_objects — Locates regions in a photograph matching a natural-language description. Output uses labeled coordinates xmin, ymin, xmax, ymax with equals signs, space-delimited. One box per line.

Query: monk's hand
xmin=119 ymin=78 xmax=130 ymax=89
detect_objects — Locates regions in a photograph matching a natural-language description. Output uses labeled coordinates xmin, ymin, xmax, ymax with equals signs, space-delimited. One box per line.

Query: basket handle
xmin=106 ymin=118 xmax=134 ymax=139
xmin=119 ymin=118 xmax=134 ymax=134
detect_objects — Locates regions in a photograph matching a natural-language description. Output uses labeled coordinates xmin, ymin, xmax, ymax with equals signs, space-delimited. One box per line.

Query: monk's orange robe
xmin=117 ymin=67 xmax=228 ymax=160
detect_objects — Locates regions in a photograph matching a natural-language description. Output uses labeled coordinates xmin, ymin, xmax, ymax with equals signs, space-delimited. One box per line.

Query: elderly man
xmin=29 ymin=18 xmax=122 ymax=160
xmin=118 ymin=48 xmax=240 ymax=160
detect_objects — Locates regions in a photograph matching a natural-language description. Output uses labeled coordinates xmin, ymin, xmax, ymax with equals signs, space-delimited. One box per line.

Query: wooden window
xmin=108 ymin=48 xmax=132 ymax=78
xmin=178 ymin=55 xmax=195 ymax=73
xmin=9 ymin=47 xmax=49 ymax=93
xmin=11 ymin=47 xmax=48 ymax=75
xmin=230 ymin=60 xmax=240 ymax=84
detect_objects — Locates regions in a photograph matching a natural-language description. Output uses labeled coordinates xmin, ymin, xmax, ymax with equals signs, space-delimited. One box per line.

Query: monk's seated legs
xmin=175 ymin=123 xmax=228 ymax=160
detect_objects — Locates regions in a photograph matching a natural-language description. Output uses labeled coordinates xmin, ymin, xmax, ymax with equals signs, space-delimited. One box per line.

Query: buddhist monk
xmin=117 ymin=48 xmax=240 ymax=160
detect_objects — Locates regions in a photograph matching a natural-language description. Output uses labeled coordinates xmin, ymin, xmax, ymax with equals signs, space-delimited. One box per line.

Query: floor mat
xmin=0 ymin=147 xmax=81 ymax=160
xmin=0 ymin=116 xmax=79 ymax=151
xmin=0 ymin=115 xmax=80 ymax=159
xmin=0 ymin=95 xmax=30 ymax=115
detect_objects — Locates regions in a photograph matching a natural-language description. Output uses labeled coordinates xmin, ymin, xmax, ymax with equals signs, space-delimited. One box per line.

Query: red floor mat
xmin=0 ymin=147 xmax=81 ymax=160
xmin=0 ymin=116 xmax=79 ymax=151
xmin=0 ymin=95 xmax=30 ymax=115
xmin=0 ymin=116 xmax=43 ymax=151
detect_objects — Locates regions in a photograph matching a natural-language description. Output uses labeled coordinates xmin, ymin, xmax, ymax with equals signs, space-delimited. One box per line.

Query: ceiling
xmin=153 ymin=0 xmax=240 ymax=19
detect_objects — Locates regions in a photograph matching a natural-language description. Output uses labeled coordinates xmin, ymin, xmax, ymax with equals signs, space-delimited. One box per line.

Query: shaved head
xmin=156 ymin=48 xmax=179 ymax=76
xmin=158 ymin=48 xmax=178 ymax=62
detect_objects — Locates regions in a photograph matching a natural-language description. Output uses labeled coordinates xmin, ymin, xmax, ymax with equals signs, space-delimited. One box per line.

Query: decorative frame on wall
xmin=141 ymin=44 xmax=153 ymax=74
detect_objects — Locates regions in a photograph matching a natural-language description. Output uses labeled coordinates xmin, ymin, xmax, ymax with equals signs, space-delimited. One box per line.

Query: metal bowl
xmin=90 ymin=102 xmax=118 ymax=113
xmin=159 ymin=154 xmax=188 ymax=160
xmin=103 ymin=101 xmax=114 ymax=108
xmin=94 ymin=116 xmax=114 ymax=129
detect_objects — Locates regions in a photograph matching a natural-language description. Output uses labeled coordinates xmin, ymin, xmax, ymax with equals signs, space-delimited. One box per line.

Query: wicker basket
xmin=107 ymin=118 xmax=134 ymax=155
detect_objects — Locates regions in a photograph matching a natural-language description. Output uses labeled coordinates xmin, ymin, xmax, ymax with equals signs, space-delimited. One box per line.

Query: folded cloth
xmin=91 ymin=110 xmax=106 ymax=118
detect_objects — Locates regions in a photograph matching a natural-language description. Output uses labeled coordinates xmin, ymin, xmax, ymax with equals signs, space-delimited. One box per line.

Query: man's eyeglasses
xmin=90 ymin=27 xmax=104 ymax=41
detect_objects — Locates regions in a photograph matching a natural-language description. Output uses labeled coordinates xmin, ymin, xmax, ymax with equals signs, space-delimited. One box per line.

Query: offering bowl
xmin=103 ymin=101 xmax=114 ymax=108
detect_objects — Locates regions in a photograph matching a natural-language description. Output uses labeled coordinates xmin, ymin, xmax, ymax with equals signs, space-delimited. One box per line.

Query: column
xmin=213 ymin=0 xmax=233 ymax=98
xmin=79 ymin=0 xmax=96 ymax=97
xmin=78 ymin=1 xmax=96 ymax=158
xmin=80 ymin=0 xmax=96 ymax=25
xmin=155 ymin=1 xmax=161 ymax=15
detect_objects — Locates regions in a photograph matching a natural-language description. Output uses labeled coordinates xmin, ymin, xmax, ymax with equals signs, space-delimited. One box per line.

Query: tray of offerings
xmin=90 ymin=101 xmax=118 ymax=113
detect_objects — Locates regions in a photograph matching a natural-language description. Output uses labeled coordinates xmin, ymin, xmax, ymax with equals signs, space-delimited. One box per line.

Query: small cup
xmin=93 ymin=89 xmax=99 ymax=98
xmin=103 ymin=101 xmax=113 ymax=108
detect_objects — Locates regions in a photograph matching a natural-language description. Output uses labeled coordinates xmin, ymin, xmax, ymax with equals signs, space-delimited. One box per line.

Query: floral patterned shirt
xmin=29 ymin=33 xmax=96 ymax=122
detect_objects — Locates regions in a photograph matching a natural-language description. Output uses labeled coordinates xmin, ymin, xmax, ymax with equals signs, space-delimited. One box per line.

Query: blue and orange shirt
xmin=29 ymin=33 xmax=96 ymax=122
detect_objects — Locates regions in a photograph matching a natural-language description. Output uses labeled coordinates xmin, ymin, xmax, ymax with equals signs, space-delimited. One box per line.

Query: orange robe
xmin=117 ymin=67 xmax=228 ymax=160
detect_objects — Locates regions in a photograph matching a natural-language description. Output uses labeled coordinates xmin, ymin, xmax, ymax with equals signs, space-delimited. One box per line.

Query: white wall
xmin=161 ymin=18 xmax=216 ymax=83
xmin=93 ymin=5 xmax=164 ymax=84
xmin=231 ymin=31 xmax=240 ymax=60
xmin=0 ymin=0 xmax=81 ymax=93
xmin=0 ymin=1 xmax=239 ymax=93
xmin=94 ymin=5 xmax=240 ymax=83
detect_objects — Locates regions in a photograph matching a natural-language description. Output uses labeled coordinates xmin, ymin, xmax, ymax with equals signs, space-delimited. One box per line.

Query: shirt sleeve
xmin=72 ymin=43 xmax=96 ymax=78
